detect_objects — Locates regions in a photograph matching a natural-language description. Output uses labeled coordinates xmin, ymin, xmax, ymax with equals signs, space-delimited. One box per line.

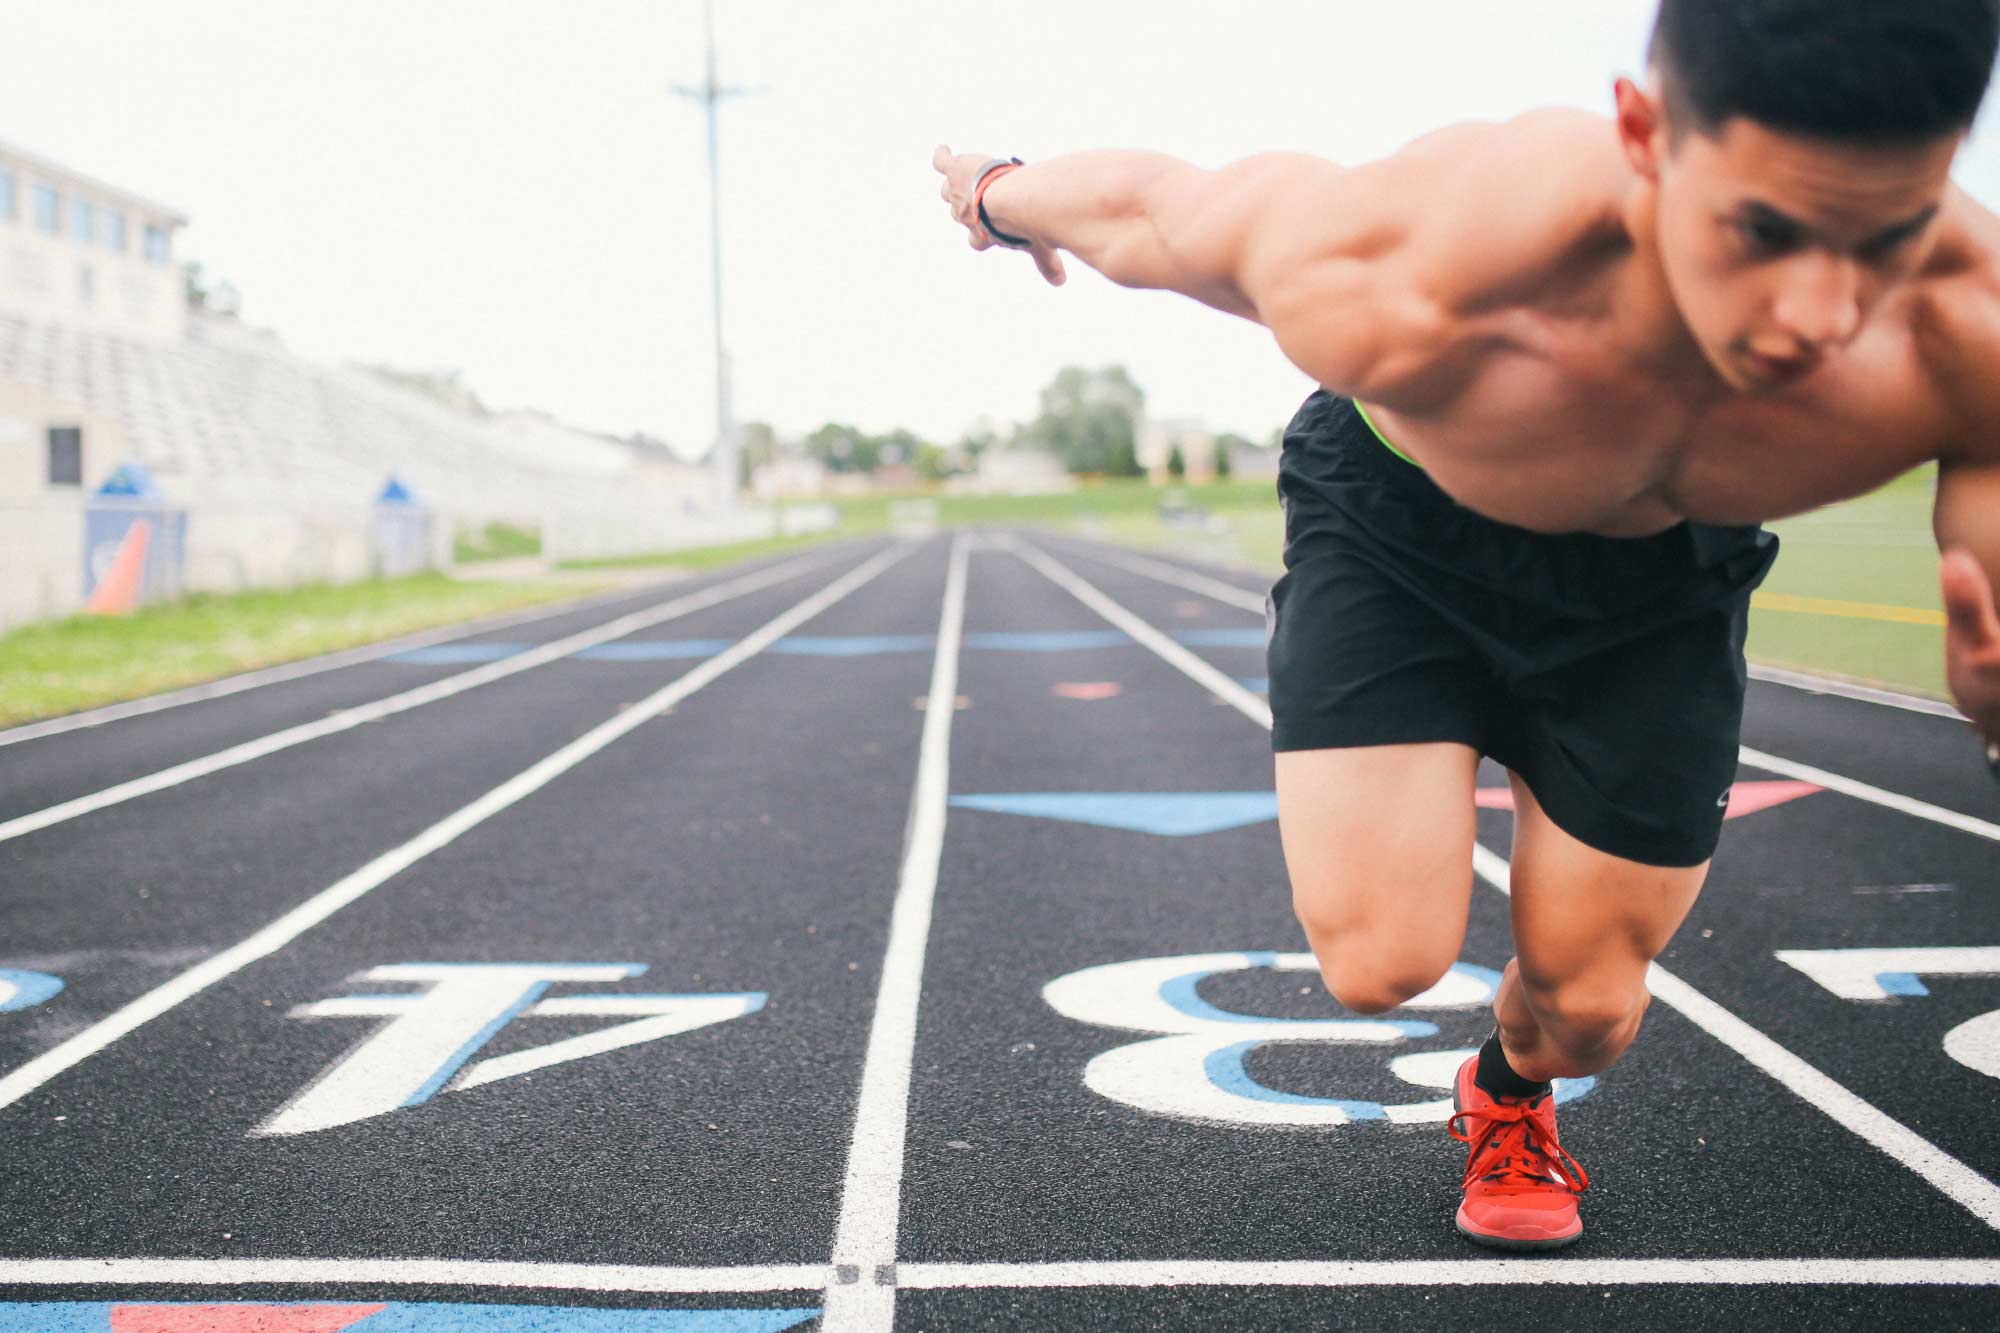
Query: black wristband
xmin=973 ymin=156 xmax=1033 ymax=249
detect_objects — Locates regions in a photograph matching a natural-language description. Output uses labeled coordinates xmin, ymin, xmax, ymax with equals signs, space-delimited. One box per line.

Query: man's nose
xmin=1771 ymin=253 xmax=1863 ymax=351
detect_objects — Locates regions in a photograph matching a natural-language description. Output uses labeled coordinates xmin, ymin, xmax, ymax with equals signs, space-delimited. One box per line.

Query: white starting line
xmin=0 ymin=1255 xmax=1993 ymax=1294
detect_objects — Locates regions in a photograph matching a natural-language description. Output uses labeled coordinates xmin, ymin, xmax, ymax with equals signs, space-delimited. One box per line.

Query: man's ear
xmin=1614 ymin=76 xmax=1666 ymax=180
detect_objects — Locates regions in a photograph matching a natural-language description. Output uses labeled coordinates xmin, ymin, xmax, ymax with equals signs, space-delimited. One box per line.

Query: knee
xmin=1527 ymin=977 xmax=1650 ymax=1049
xmin=1296 ymin=911 xmax=1454 ymax=1015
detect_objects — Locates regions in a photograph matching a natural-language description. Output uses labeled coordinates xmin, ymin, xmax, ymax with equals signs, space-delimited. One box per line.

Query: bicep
xmin=1131 ymin=151 xmax=1436 ymax=393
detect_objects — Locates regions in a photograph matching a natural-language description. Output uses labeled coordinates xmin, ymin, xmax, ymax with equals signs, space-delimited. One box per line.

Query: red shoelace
xmin=1449 ymin=1099 xmax=1591 ymax=1196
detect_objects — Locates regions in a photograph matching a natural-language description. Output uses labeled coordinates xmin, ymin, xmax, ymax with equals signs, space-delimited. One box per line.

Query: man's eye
xmin=1738 ymin=217 xmax=1799 ymax=254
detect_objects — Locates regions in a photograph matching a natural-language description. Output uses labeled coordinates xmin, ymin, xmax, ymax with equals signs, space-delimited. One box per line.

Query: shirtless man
xmin=932 ymin=0 xmax=2000 ymax=1250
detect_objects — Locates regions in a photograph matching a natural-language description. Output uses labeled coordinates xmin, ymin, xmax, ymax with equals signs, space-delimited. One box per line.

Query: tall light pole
xmin=672 ymin=0 xmax=764 ymax=508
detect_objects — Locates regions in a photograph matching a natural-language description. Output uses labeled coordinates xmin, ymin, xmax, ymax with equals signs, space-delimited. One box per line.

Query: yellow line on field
xmin=1751 ymin=591 xmax=1945 ymax=627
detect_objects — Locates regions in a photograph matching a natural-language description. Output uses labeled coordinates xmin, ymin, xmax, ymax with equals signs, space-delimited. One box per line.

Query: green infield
xmin=0 ymin=573 xmax=611 ymax=727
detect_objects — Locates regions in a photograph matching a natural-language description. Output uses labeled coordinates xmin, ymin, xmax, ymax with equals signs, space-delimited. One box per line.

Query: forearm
xmin=979 ymin=150 xmax=1192 ymax=290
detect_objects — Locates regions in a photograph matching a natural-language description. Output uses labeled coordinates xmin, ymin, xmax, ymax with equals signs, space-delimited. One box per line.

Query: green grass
xmin=1751 ymin=465 xmax=1945 ymax=698
xmin=0 ymin=573 xmax=608 ymax=727
xmin=452 ymin=521 xmax=542 ymax=564
xmin=557 ymin=528 xmax=862 ymax=573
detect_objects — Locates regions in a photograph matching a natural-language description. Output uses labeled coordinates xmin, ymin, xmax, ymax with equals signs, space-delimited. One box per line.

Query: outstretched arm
xmin=931 ymin=142 xmax=1462 ymax=402
xmin=931 ymin=114 xmax=1621 ymax=405
xmin=1934 ymin=458 xmax=2000 ymax=752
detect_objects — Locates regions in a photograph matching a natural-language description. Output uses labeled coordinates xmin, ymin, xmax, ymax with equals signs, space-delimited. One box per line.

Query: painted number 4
xmin=260 ymin=963 xmax=764 ymax=1137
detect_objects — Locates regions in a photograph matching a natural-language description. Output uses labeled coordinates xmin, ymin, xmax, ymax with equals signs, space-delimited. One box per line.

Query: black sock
xmin=1475 ymin=1031 xmax=1551 ymax=1101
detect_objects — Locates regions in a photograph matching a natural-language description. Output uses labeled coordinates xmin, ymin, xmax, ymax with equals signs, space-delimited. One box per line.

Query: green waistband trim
xmin=1352 ymin=399 xmax=1420 ymax=468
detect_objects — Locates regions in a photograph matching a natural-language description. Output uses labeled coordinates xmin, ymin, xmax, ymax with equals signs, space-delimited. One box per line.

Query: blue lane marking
xmin=768 ymin=634 xmax=935 ymax=656
xmin=1204 ymin=1042 xmax=1394 ymax=1115
xmin=962 ymin=630 xmax=1130 ymax=652
xmin=575 ymin=639 xmax=732 ymax=661
xmin=0 ymin=969 xmax=63 ymax=1013
xmin=949 ymin=791 xmax=1279 ymax=836
xmin=1877 ymin=971 xmax=1929 ymax=996
xmin=0 ymin=1305 xmax=820 ymax=1332
xmin=1236 ymin=676 xmax=1269 ymax=693
xmin=385 ymin=643 xmax=528 ymax=664
xmin=1172 ymin=628 xmax=1267 ymax=647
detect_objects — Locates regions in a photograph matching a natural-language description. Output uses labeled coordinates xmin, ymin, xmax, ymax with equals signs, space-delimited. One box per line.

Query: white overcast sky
xmin=6 ymin=0 xmax=1999 ymax=458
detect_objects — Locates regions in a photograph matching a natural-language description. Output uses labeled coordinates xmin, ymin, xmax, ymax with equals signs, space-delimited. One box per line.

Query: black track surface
xmin=1 ymin=530 xmax=1995 ymax=1330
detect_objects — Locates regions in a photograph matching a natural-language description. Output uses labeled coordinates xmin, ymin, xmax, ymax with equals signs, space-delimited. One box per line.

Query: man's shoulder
xmin=1382 ymin=110 xmax=1631 ymax=307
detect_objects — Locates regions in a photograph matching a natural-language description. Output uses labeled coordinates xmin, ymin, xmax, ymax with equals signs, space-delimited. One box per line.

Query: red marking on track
xmin=1720 ymin=779 xmax=1823 ymax=819
xmin=113 ymin=1306 xmax=386 ymax=1332
xmin=1471 ymin=780 xmax=1822 ymax=820
xmin=1053 ymin=682 xmax=1123 ymax=700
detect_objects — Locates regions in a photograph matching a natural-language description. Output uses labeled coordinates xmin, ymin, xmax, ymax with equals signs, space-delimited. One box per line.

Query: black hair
xmin=1648 ymin=0 xmax=2000 ymax=142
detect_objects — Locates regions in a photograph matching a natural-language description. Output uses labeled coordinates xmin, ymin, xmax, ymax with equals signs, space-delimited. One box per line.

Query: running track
xmin=0 ymin=531 xmax=1995 ymax=1331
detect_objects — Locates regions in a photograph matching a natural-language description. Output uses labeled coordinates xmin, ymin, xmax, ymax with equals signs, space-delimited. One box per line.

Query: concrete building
xmin=1138 ymin=416 xmax=1218 ymax=483
xmin=0 ymin=139 xmax=186 ymax=346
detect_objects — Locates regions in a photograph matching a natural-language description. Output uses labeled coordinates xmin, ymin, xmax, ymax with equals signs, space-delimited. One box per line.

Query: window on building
xmin=31 ymin=183 xmax=59 ymax=234
xmin=0 ymin=169 xmax=15 ymax=221
xmin=142 ymin=224 xmax=170 ymax=265
xmin=101 ymin=207 xmax=125 ymax=252
xmin=47 ymin=427 xmax=82 ymax=488
xmin=77 ymin=264 xmax=94 ymax=306
xmin=69 ymin=197 xmax=94 ymax=244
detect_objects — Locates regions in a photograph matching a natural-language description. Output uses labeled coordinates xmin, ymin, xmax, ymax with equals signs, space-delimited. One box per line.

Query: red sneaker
xmin=1448 ymin=1053 xmax=1589 ymax=1251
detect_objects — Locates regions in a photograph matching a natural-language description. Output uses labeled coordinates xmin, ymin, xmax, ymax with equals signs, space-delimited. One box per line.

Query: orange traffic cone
xmin=85 ymin=518 xmax=152 ymax=615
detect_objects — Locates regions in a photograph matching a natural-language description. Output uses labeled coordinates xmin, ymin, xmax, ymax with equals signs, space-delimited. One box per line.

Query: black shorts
xmin=1266 ymin=390 xmax=1780 ymax=867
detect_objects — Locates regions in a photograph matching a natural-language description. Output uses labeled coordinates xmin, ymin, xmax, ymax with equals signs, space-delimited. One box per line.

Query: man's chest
xmin=1395 ymin=326 xmax=1951 ymax=534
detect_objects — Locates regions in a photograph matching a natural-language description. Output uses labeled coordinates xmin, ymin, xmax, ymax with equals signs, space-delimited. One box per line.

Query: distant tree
xmin=1166 ymin=443 xmax=1187 ymax=480
xmin=737 ymin=420 xmax=780 ymax=486
xmin=804 ymin=422 xmax=878 ymax=474
xmin=1024 ymin=364 xmax=1145 ymax=476
xmin=1213 ymin=441 xmax=1232 ymax=479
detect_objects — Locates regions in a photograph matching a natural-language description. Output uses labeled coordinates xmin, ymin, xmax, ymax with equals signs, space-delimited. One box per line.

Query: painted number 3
xmin=1042 ymin=952 xmax=1593 ymax=1127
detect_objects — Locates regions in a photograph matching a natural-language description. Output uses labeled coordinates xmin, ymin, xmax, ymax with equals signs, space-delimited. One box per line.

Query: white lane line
xmin=1020 ymin=546 xmax=2000 ymax=1234
xmin=0 ymin=575 xmax=692 ymax=750
xmin=0 ymin=1255 xmax=1994 ymax=1294
xmin=1066 ymin=543 xmax=1269 ymax=614
xmin=1747 ymin=664 xmax=1968 ymax=721
xmin=1737 ymin=746 xmax=1999 ymax=842
xmin=0 ymin=1257 xmax=825 ymax=1293
xmin=0 ymin=548 xmax=847 ymax=848
xmin=0 ymin=545 xmax=910 ymax=1116
xmin=1469 ymin=845 xmax=2000 ymax=1231
xmin=821 ymin=536 xmax=969 ymax=1333
xmin=895 ymin=1257 xmax=2000 ymax=1289
xmin=1008 ymin=541 xmax=1271 ymax=729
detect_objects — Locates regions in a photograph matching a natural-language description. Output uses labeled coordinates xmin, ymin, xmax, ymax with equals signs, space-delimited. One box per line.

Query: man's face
xmin=1648 ymin=114 xmax=1960 ymax=392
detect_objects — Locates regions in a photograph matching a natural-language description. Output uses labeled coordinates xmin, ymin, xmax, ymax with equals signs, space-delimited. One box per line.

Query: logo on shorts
xmin=1716 ymin=786 xmax=1733 ymax=809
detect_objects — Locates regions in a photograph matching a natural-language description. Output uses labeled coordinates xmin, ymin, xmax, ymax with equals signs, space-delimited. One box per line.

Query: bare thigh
xmin=1276 ymin=742 xmax=1481 ymax=1013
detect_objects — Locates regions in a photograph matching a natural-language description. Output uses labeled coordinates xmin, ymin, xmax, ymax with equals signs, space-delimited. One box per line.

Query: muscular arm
xmin=974 ymin=113 xmax=1619 ymax=403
